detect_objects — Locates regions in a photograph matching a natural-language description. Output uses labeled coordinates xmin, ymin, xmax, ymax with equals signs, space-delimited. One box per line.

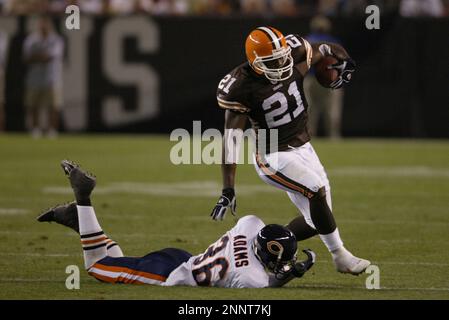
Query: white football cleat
xmin=332 ymin=248 xmax=371 ymax=275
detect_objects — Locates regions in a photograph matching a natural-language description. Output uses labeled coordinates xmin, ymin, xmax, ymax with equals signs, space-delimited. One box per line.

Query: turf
xmin=0 ymin=134 xmax=448 ymax=299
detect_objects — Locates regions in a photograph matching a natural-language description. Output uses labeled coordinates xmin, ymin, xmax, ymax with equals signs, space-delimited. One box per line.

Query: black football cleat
xmin=60 ymin=160 xmax=96 ymax=201
xmin=37 ymin=201 xmax=79 ymax=233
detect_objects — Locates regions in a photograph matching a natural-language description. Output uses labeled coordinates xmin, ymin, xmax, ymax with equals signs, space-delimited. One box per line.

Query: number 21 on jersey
xmin=218 ymin=74 xmax=237 ymax=94
xmin=263 ymin=81 xmax=304 ymax=128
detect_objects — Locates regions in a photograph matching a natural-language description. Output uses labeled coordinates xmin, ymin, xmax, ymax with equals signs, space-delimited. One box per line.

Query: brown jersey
xmin=217 ymin=34 xmax=313 ymax=153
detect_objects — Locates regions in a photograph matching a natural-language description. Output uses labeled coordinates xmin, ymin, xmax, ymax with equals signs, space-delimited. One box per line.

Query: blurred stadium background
xmin=0 ymin=0 xmax=449 ymax=299
xmin=0 ymin=0 xmax=448 ymax=136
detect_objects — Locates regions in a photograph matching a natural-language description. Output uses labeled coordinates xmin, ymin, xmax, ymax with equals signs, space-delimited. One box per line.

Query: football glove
xmin=291 ymin=249 xmax=316 ymax=278
xmin=328 ymin=58 xmax=356 ymax=90
xmin=210 ymin=188 xmax=236 ymax=221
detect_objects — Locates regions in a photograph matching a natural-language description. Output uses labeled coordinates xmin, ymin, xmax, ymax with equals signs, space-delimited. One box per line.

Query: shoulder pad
xmin=286 ymin=34 xmax=313 ymax=69
xmin=216 ymin=66 xmax=251 ymax=113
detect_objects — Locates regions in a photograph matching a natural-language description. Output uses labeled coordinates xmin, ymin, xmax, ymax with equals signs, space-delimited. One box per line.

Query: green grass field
xmin=0 ymin=134 xmax=448 ymax=299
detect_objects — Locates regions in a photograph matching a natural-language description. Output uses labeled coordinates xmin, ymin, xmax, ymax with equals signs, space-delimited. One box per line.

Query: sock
xmin=330 ymin=246 xmax=351 ymax=259
xmin=286 ymin=215 xmax=318 ymax=241
xmin=77 ymin=205 xmax=107 ymax=269
xmin=105 ymin=236 xmax=124 ymax=257
xmin=319 ymin=228 xmax=344 ymax=253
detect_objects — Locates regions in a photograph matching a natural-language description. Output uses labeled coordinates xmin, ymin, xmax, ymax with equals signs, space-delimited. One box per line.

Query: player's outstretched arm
xmin=211 ymin=110 xmax=247 ymax=221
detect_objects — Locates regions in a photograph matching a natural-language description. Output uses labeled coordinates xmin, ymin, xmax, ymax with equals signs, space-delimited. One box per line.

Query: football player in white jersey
xmin=37 ymin=161 xmax=315 ymax=288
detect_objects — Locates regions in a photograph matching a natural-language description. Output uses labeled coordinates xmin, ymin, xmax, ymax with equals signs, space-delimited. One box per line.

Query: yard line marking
xmin=316 ymin=259 xmax=449 ymax=267
xmin=0 ymin=230 xmax=208 ymax=240
xmin=0 ymin=252 xmax=78 ymax=257
xmin=379 ymin=287 xmax=449 ymax=292
xmin=0 ymin=231 xmax=76 ymax=235
xmin=298 ymin=283 xmax=449 ymax=292
xmin=0 ymin=278 xmax=61 ymax=283
xmin=337 ymin=218 xmax=449 ymax=227
xmin=316 ymin=260 xmax=449 ymax=267
xmin=43 ymin=181 xmax=276 ymax=197
xmin=373 ymin=261 xmax=449 ymax=267
xmin=0 ymin=208 xmax=29 ymax=215
xmin=184 ymin=215 xmax=449 ymax=227
xmin=328 ymin=166 xmax=449 ymax=178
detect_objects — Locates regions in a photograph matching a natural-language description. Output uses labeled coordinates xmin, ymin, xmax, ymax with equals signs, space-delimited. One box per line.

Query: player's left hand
xmin=210 ymin=188 xmax=236 ymax=221
xmin=292 ymin=249 xmax=316 ymax=278
xmin=328 ymin=58 xmax=356 ymax=90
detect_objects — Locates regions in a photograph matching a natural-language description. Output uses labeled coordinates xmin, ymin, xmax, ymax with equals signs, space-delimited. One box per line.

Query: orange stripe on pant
xmin=88 ymin=271 xmax=146 ymax=284
xmin=256 ymin=154 xmax=314 ymax=198
xmin=90 ymin=263 xmax=167 ymax=283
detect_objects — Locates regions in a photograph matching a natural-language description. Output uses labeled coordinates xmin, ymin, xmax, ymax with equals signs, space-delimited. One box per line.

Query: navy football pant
xmin=87 ymin=248 xmax=192 ymax=285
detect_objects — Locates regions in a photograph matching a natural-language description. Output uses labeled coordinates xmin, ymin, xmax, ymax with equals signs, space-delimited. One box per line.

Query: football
xmin=314 ymin=56 xmax=339 ymax=88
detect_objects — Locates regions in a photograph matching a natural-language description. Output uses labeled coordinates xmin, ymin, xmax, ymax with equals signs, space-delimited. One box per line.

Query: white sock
xmin=319 ymin=228 xmax=344 ymax=253
xmin=105 ymin=237 xmax=124 ymax=257
xmin=77 ymin=205 xmax=102 ymax=234
xmin=331 ymin=246 xmax=352 ymax=260
xmin=77 ymin=205 xmax=108 ymax=269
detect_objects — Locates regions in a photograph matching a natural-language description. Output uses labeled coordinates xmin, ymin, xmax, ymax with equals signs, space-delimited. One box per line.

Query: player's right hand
xmin=210 ymin=188 xmax=236 ymax=221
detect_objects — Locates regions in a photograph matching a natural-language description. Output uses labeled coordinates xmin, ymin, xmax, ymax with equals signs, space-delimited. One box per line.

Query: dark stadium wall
xmin=2 ymin=15 xmax=449 ymax=137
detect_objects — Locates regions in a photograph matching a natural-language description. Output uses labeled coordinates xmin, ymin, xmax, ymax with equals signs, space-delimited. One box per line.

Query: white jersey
xmin=164 ymin=215 xmax=270 ymax=288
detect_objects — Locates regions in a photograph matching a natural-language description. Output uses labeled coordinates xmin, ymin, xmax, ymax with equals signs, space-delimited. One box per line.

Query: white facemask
xmin=252 ymin=46 xmax=294 ymax=82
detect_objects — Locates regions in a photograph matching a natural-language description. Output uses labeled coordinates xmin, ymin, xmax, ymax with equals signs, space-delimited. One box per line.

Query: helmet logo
xmin=267 ymin=241 xmax=283 ymax=256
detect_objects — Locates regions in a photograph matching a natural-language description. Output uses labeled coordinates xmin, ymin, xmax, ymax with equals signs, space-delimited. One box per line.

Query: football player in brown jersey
xmin=211 ymin=26 xmax=370 ymax=275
